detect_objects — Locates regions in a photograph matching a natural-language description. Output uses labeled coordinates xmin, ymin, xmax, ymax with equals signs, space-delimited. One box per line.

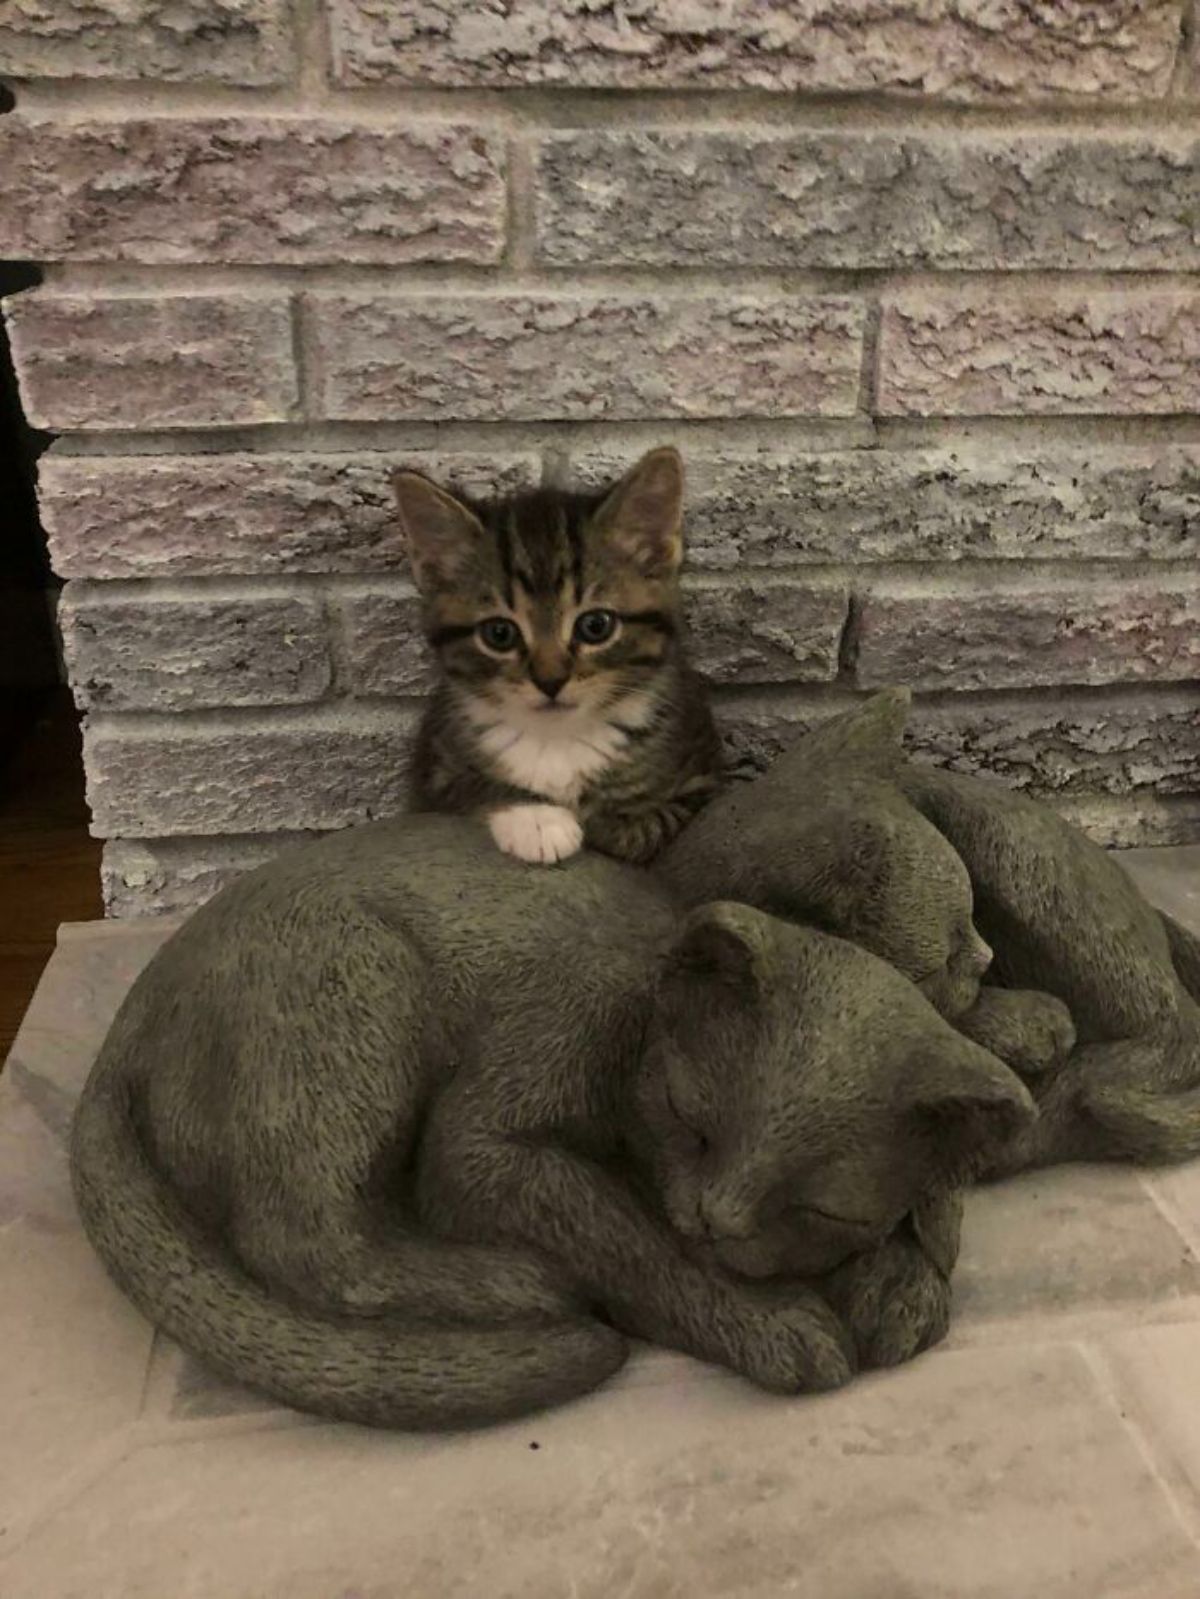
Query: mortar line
xmin=8 ymin=79 xmax=1200 ymax=134
xmin=1077 ymin=1339 xmax=1200 ymax=1558
xmin=1140 ymin=1174 xmax=1200 ymax=1263
xmin=291 ymin=0 xmax=331 ymax=104
xmin=81 ymin=674 xmax=1200 ymax=738
xmin=55 ymin=558 xmax=1200 ymax=601
xmin=29 ymin=263 xmax=1200 ymax=296
xmin=1169 ymin=0 xmax=1197 ymax=97
xmin=38 ymin=413 xmax=1200 ymax=460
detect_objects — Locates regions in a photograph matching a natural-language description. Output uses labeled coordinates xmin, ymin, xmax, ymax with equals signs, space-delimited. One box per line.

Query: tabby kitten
xmin=394 ymin=447 xmax=722 ymax=865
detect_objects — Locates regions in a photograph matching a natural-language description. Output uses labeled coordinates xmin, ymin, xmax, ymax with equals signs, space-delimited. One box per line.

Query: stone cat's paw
xmin=957 ymin=987 xmax=1077 ymax=1082
xmin=1011 ymin=991 xmax=1077 ymax=1076
xmin=739 ymin=1286 xmax=856 ymax=1395
xmin=823 ymin=1235 xmax=951 ymax=1371
xmin=489 ymin=804 xmax=583 ymax=865
xmin=995 ymin=991 xmax=1076 ymax=1080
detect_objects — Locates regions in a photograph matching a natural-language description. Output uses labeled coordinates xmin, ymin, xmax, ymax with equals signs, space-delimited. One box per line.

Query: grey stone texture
xmin=9 ymin=875 xmax=1200 ymax=1589
xmin=0 ymin=117 xmax=506 ymax=266
xmin=41 ymin=444 xmax=1200 ymax=586
xmin=688 ymin=579 xmax=849 ymax=684
xmin=877 ymin=291 xmax=1200 ymax=416
xmin=910 ymin=689 xmax=1200 ymax=798
xmin=566 ymin=445 xmax=1200 ymax=568
xmin=5 ymin=292 xmax=297 ymax=431
xmin=1120 ymin=842 xmax=1200 ymax=934
xmin=0 ymin=0 xmax=293 ymax=83
xmin=854 ymin=575 xmax=1200 ymax=692
xmin=717 ymin=688 xmax=1200 ymax=799
xmin=339 ymin=588 xmax=429 ymax=698
xmin=102 ymin=836 xmax=311 ymax=917
xmin=327 ymin=0 xmax=1184 ymax=100
xmin=309 ymin=294 xmax=867 ymax=421
xmin=1061 ymin=797 xmax=1200 ymax=850
xmin=39 ymin=451 xmax=539 ymax=580
xmin=953 ymin=1165 xmax=1200 ymax=1328
xmin=84 ymin=708 xmax=416 ymax=837
xmin=536 ymin=130 xmax=1199 ymax=271
xmin=60 ymin=588 xmax=332 ymax=712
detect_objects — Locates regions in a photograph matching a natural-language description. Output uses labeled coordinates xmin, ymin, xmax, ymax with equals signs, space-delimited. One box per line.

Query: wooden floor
xmin=0 ymin=689 xmax=103 ymax=1062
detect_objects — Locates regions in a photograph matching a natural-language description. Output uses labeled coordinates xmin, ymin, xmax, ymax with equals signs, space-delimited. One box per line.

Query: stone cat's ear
xmin=772 ymin=689 xmax=911 ymax=782
xmin=392 ymin=471 xmax=485 ymax=591
xmin=668 ymin=902 xmax=771 ymax=995
xmin=592 ymin=446 xmax=684 ymax=577
xmin=907 ymin=1035 xmax=1035 ymax=1177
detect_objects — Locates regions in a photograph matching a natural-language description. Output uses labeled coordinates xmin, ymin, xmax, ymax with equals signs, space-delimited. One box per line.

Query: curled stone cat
xmin=71 ymin=816 xmax=1031 ymax=1430
xmin=659 ymin=688 xmax=1200 ymax=1175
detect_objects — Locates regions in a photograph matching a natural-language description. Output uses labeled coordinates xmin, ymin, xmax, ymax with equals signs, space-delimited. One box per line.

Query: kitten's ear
xmin=592 ymin=446 xmax=684 ymax=577
xmin=392 ymin=471 xmax=485 ymax=592
xmin=907 ymin=1036 xmax=1035 ymax=1179
xmin=668 ymin=902 xmax=770 ymax=995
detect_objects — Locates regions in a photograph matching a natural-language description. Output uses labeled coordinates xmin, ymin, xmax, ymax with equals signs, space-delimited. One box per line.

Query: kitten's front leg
xmin=410 ymin=750 xmax=583 ymax=866
xmin=489 ymin=803 xmax=583 ymax=865
xmin=425 ymin=1128 xmax=855 ymax=1394
xmin=583 ymin=799 xmax=692 ymax=865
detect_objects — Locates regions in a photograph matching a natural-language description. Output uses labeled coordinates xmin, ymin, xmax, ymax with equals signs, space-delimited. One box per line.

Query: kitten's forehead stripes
xmin=496 ymin=510 xmax=516 ymax=610
xmin=566 ymin=516 xmax=585 ymax=606
xmin=428 ymin=623 xmax=478 ymax=648
xmin=620 ymin=609 xmax=676 ymax=636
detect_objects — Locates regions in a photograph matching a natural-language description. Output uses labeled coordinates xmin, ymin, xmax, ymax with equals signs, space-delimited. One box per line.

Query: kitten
xmin=393 ymin=447 xmax=722 ymax=865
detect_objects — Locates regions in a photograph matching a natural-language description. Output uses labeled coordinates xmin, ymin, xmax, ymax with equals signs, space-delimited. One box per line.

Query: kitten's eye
xmin=478 ymin=617 xmax=520 ymax=653
xmin=573 ymin=609 xmax=618 ymax=646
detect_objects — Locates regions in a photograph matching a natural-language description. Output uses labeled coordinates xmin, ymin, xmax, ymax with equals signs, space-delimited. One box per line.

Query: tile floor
xmin=4 ymin=850 xmax=1200 ymax=1598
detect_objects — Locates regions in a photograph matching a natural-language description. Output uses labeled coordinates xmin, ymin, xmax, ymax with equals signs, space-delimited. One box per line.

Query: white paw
xmin=489 ymin=804 xmax=583 ymax=865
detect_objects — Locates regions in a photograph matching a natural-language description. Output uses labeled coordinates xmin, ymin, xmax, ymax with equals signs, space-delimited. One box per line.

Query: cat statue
xmin=660 ymin=689 xmax=1200 ymax=1174
xmin=71 ymin=814 xmax=1031 ymax=1430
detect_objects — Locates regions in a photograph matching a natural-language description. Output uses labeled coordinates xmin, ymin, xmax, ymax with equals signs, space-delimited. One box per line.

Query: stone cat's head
xmin=657 ymin=690 xmax=993 ymax=1021
xmin=635 ymin=902 xmax=1034 ymax=1278
xmin=393 ymin=447 xmax=686 ymax=720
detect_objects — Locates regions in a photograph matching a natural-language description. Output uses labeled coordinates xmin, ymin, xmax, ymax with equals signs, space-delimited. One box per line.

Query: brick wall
xmin=1 ymin=1 xmax=1198 ymax=915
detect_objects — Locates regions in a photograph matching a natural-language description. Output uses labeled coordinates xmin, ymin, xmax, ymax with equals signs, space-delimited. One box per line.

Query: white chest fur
xmin=466 ymin=693 xmax=654 ymax=807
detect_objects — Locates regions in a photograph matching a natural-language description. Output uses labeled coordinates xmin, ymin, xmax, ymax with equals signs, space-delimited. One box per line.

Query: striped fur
xmin=395 ymin=448 xmax=722 ymax=864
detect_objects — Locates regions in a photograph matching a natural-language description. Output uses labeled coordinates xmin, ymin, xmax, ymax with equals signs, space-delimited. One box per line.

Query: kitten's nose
xmin=532 ymin=673 xmax=568 ymax=702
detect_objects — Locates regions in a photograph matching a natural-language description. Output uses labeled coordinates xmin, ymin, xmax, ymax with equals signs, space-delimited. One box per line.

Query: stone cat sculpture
xmin=71 ymin=816 xmax=1030 ymax=1430
xmin=660 ymin=689 xmax=1200 ymax=1174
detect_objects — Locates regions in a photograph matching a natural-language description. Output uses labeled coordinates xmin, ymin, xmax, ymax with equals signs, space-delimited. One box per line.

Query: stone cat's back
xmin=96 ymin=812 xmax=676 ymax=1082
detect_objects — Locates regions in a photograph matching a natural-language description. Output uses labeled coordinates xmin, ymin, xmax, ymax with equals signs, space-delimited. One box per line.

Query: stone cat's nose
xmin=700 ymin=1190 xmax=758 ymax=1241
xmin=532 ymin=673 xmax=569 ymax=701
xmin=966 ymin=928 xmax=993 ymax=974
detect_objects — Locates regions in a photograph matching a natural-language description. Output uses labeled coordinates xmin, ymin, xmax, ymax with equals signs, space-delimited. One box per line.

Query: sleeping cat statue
xmin=70 ymin=812 xmax=1032 ymax=1431
xmin=660 ymin=688 xmax=1200 ymax=1175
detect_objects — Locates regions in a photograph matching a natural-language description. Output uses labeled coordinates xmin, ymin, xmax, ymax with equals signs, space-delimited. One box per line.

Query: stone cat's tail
xmin=1162 ymin=913 xmax=1200 ymax=1005
xmin=70 ymin=1072 xmax=627 ymax=1431
xmin=1085 ymin=1080 xmax=1200 ymax=1165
